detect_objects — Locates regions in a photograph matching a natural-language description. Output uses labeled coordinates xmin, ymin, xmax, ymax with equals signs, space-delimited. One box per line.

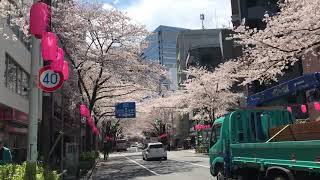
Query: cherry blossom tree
xmin=230 ymin=0 xmax=320 ymax=85
xmin=51 ymin=1 xmax=167 ymax=147
xmin=53 ymin=1 xmax=166 ymax=118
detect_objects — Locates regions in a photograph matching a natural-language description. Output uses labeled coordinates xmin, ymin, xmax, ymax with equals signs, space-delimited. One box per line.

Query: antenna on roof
xmin=200 ymin=14 xmax=205 ymax=29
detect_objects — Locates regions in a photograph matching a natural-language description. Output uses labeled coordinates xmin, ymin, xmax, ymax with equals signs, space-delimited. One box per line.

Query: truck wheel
xmin=216 ymin=167 xmax=224 ymax=180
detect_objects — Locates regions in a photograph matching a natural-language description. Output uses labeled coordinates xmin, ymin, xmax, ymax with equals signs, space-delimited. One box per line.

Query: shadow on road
xmin=92 ymin=154 xmax=202 ymax=180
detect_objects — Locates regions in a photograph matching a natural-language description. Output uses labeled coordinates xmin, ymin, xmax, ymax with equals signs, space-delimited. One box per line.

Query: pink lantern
xmin=301 ymin=104 xmax=307 ymax=113
xmin=30 ymin=2 xmax=50 ymax=38
xmin=50 ymin=48 xmax=64 ymax=73
xmin=41 ymin=32 xmax=58 ymax=61
xmin=287 ymin=106 xmax=292 ymax=113
xmin=195 ymin=125 xmax=199 ymax=130
xmin=80 ymin=104 xmax=90 ymax=117
xmin=314 ymin=102 xmax=320 ymax=111
xmin=62 ymin=61 xmax=69 ymax=80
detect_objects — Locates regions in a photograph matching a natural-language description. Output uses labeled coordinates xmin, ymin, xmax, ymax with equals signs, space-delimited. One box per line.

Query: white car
xmin=142 ymin=142 xmax=167 ymax=160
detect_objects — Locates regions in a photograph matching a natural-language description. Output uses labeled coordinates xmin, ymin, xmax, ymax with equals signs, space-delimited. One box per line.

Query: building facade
xmin=231 ymin=0 xmax=280 ymax=28
xmin=176 ymin=29 xmax=240 ymax=85
xmin=0 ymin=18 xmax=38 ymax=162
xmin=141 ymin=25 xmax=187 ymax=91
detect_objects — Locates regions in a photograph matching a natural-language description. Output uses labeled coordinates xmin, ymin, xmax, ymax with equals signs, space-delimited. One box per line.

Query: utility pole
xmin=60 ymin=89 xmax=64 ymax=179
xmin=26 ymin=16 xmax=40 ymax=180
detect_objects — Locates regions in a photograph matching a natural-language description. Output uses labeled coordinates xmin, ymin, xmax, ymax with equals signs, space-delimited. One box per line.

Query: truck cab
xmin=209 ymin=108 xmax=320 ymax=180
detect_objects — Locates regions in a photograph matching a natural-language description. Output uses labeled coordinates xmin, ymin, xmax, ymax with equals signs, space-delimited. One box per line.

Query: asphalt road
xmin=91 ymin=148 xmax=215 ymax=180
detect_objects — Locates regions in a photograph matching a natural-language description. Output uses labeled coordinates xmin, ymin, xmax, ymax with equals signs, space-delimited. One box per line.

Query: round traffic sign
xmin=38 ymin=66 xmax=64 ymax=92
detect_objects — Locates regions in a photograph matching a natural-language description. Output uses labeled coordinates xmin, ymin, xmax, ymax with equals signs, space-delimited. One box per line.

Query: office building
xmin=176 ymin=29 xmax=240 ymax=84
xmin=141 ymin=25 xmax=187 ymax=91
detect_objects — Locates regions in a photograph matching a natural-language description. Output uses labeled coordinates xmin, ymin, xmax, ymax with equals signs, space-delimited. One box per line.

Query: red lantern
xmin=50 ymin=48 xmax=64 ymax=73
xmin=314 ymin=102 xmax=320 ymax=111
xmin=62 ymin=61 xmax=69 ymax=80
xmin=41 ymin=32 xmax=57 ymax=61
xmin=30 ymin=2 xmax=50 ymax=38
xmin=287 ymin=106 xmax=292 ymax=113
xmin=301 ymin=104 xmax=307 ymax=113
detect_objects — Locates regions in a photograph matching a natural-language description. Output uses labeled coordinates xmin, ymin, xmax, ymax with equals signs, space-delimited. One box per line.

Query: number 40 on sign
xmin=38 ymin=66 xmax=64 ymax=92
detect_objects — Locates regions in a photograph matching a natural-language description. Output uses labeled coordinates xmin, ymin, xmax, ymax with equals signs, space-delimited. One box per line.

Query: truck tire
xmin=216 ymin=167 xmax=224 ymax=180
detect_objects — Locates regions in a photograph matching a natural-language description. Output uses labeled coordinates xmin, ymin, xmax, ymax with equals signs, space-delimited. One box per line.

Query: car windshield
xmin=149 ymin=144 xmax=163 ymax=148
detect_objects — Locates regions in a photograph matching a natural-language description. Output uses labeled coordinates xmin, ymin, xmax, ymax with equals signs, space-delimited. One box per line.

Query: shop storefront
xmin=0 ymin=106 xmax=28 ymax=162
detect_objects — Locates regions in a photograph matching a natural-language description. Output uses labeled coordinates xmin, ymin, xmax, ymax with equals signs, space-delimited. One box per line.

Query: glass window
xmin=210 ymin=124 xmax=221 ymax=146
xmin=17 ymin=67 xmax=22 ymax=95
xmin=7 ymin=56 xmax=17 ymax=92
xmin=5 ymin=53 xmax=29 ymax=97
xmin=149 ymin=144 xmax=163 ymax=149
xmin=22 ymin=71 xmax=29 ymax=97
xmin=247 ymin=0 xmax=257 ymax=7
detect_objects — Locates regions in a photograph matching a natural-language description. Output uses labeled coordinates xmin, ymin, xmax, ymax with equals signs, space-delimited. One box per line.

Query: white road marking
xmin=122 ymin=154 xmax=160 ymax=176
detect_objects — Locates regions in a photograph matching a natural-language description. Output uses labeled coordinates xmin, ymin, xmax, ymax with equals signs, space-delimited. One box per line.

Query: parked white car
xmin=142 ymin=142 xmax=167 ymax=160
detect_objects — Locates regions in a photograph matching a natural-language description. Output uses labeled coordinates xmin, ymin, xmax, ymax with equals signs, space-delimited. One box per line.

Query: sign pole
xmin=26 ymin=26 xmax=40 ymax=179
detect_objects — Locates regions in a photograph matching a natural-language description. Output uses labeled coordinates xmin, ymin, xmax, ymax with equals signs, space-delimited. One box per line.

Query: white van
xmin=142 ymin=142 xmax=167 ymax=160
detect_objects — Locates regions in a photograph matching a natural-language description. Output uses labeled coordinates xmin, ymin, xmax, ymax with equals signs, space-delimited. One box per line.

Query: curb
xmin=79 ymin=158 xmax=100 ymax=180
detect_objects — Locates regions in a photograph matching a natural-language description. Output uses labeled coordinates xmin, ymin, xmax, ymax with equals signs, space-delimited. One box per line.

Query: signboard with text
xmin=38 ymin=66 xmax=64 ymax=92
xmin=115 ymin=102 xmax=136 ymax=118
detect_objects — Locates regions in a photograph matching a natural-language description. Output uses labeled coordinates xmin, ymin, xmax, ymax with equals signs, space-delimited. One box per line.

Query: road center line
xmin=121 ymin=154 xmax=160 ymax=176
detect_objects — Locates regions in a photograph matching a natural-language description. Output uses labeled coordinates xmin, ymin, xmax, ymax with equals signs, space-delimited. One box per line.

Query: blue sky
xmin=100 ymin=0 xmax=232 ymax=31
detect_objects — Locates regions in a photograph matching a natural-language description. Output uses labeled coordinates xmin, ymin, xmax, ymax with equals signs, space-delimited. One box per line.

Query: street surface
xmin=91 ymin=148 xmax=214 ymax=180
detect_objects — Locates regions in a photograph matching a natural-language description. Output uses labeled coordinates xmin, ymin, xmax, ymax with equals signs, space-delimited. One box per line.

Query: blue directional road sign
xmin=115 ymin=102 xmax=136 ymax=118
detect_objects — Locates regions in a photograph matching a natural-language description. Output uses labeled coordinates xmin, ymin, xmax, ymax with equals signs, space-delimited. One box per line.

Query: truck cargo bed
xmin=269 ymin=121 xmax=320 ymax=141
xmin=231 ymin=140 xmax=320 ymax=172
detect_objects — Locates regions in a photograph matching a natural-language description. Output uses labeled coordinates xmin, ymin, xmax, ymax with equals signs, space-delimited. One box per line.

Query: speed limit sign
xmin=38 ymin=66 xmax=64 ymax=92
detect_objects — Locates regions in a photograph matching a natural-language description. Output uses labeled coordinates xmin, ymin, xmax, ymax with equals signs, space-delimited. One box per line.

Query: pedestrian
xmin=103 ymin=136 xmax=112 ymax=160
xmin=0 ymin=133 xmax=12 ymax=165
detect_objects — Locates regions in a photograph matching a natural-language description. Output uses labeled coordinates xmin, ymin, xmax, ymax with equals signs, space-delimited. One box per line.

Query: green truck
xmin=209 ymin=108 xmax=320 ymax=180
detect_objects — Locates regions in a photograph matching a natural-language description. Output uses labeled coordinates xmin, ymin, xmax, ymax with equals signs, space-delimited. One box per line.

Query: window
xmin=210 ymin=124 xmax=221 ymax=146
xmin=149 ymin=144 xmax=163 ymax=149
xmin=247 ymin=0 xmax=257 ymax=7
xmin=231 ymin=0 xmax=239 ymax=14
xmin=4 ymin=54 xmax=29 ymax=97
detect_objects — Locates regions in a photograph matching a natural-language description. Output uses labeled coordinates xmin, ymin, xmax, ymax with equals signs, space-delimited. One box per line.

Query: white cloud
xmin=121 ymin=0 xmax=232 ymax=30
xmin=113 ymin=0 xmax=120 ymax=5
xmin=103 ymin=3 xmax=115 ymax=10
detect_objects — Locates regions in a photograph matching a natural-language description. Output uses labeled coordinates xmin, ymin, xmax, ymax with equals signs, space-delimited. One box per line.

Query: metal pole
xmin=60 ymin=89 xmax=64 ymax=179
xmin=26 ymin=0 xmax=41 ymax=176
